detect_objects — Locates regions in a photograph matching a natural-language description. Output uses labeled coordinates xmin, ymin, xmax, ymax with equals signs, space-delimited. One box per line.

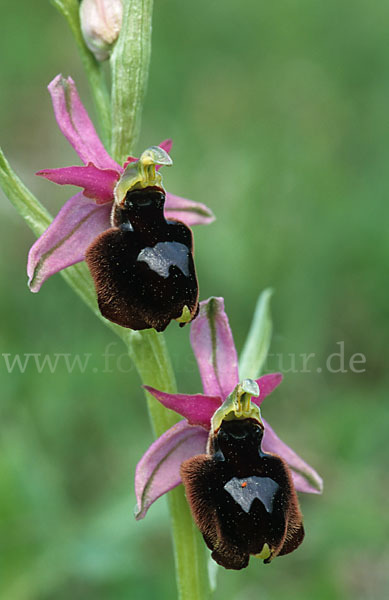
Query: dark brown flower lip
xmin=123 ymin=185 xmax=165 ymax=209
xmin=112 ymin=186 xmax=166 ymax=229
xmin=86 ymin=185 xmax=199 ymax=331
xmin=180 ymin=418 xmax=305 ymax=570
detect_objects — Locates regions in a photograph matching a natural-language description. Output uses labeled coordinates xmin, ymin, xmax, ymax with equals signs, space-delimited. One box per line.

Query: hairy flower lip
xmin=135 ymin=297 xmax=323 ymax=520
xmin=85 ymin=185 xmax=200 ymax=331
xmin=180 ymin=417 xmax=305 ymax=568
xmin=28 ymin=75 xmax=215 ymax=292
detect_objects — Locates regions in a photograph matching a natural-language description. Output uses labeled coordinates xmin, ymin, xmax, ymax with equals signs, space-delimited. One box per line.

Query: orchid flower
xmin=135 ymin=297 xmax=323 ymax=525
xmin=181 ymin=378 xmax=305 ymax=568
xmin=27 ymin=75 xmax=214 ymax=294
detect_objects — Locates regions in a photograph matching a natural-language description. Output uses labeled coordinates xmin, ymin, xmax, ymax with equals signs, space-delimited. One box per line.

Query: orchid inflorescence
xmin=25 ymin=72 xmax=321 ymax=571
xmin=1 ymin=0 xmax=323 ymax=591
xmin=29 ymin=75 xmax=322 ymax=562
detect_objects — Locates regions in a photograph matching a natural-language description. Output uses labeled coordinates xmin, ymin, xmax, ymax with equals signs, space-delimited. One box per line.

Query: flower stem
xmin=110 ymin=0 xmax=154 ymax=161
xmin=168 ymin=490 xmax=212 ymax=600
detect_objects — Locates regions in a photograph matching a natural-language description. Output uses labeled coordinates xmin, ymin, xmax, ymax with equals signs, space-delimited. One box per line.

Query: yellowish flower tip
xmin=114 ymin=146 xmax=173 ymax=206
xmin=254 ymin=543 xmax=271 ymax=561
xmin=176 ymin=305 xmax=192 ymax=324
xmin=211 ymin=379 xmax=262 ymax=433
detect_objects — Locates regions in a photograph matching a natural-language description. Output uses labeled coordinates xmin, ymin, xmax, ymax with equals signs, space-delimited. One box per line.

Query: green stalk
xmin=110 ymin=0 xmax=154 ymax=160
xmin=51 ymin=0 xmax=111 ymax=148
xmin=168 ymin=490 xmax=212 ymax=600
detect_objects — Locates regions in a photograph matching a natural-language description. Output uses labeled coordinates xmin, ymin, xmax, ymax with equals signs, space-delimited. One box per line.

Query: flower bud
xmin=80 ymin=0 xmax=123 ymax=61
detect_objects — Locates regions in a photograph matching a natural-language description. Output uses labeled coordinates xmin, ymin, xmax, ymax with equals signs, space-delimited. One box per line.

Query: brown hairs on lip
xmin=85 ymin=186 xmax=199 ymax=331
xmin=180 ymin=419 xmax=304 ymax=570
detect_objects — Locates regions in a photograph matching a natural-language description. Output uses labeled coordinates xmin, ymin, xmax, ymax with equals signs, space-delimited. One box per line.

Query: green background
xmin=1 ymin=1 xmax=388 ymax=598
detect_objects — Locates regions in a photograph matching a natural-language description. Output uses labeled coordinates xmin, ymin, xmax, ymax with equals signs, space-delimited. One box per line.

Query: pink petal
xmin=135 ymin=420 xmax=208 ymax=520
xmin=28 ymin=192 xmax=111 ymax=292
xmin=37 ymin=164 xmax=119 ymax=204
xmin=48 ymin=75 xmax=120 ymax=171
xmin=252 ymin=373 xmax=283 ymax=407
xmin=144 ymin=387 xmax=221 ymax=429
xmin=165 ymin=193 xmax=215 ymax=227
xmin=262 ymin=419 xmax=323 ymax=494
xmin=122 ymin=156 xmax=138 ymax=169
xmin=159 ymin=139 xmax=173 ymax=154
xmin=190 ymin=297 xmax=239 ymax=399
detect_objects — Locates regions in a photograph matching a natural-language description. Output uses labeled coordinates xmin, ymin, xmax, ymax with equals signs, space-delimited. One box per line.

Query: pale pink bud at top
xmin=80 ymin=0 xmax=123 ymax=61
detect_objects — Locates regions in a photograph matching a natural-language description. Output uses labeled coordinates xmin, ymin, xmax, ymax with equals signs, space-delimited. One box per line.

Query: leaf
xmin=239 ymin=288 xmax=273 ymax=379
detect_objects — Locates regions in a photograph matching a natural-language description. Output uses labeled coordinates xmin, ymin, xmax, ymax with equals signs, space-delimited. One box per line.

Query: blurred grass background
xmin=1 ymin=1 xmax=388 ymax=598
